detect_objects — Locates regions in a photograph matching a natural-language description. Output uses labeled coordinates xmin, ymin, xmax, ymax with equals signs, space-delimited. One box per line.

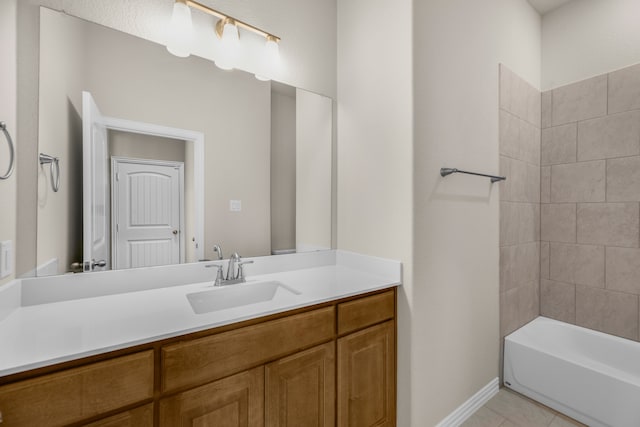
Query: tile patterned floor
xmin=461 ymin=388 xmax=587 ymax=427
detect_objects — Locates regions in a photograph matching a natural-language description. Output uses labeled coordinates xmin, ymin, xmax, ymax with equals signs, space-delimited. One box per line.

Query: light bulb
xmin=255 ymin=37 xmax=280 ymax=81
xmin=215 ymin=21 xmax=240 ymax=70
xmin=166 ymin=2 xmax=194 ymax=58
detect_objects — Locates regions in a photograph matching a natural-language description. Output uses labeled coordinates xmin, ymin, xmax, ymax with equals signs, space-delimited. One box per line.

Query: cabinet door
xmin=83 ymin=404 xmax=153 ymax=427
xmin=159 ymin=367 xmax=264 ymax=427
xmin=265 ymin=342 xmax=335 ymax=427
xmin=338 ymin=321 xmax=395 ymax=427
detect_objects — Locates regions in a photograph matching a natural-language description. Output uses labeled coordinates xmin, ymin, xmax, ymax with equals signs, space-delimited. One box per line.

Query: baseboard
xmin=435 ymin=377 xmax=500 ymax=427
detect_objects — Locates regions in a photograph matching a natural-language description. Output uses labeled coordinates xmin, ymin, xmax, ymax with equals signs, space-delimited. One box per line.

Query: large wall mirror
xmin=35 ymin=8 xmax=333 ymax=276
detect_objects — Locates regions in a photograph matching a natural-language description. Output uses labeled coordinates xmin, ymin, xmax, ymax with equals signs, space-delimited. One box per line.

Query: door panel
xmin=82 ymin=91 xmax=110 ymax=271
xmin=113 ymin=159 xmax=182 ymax=269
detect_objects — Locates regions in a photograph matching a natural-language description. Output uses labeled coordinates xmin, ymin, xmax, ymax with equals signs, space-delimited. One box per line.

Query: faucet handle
xmin=205 ymin=263 xmax=225 ymax=286
xmin=237 ymin=260 xmax=254 ymax=281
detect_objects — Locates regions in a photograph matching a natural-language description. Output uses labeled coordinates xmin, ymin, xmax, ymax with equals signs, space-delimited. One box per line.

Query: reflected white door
xmin=112 ymin=158 xmax=183 ymax=269
xmin=82 ymin=91 xmax=110 ymax=272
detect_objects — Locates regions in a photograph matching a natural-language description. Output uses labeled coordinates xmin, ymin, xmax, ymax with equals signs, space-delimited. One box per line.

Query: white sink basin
xmin=186 ymin=281 xmax=301 ymax=314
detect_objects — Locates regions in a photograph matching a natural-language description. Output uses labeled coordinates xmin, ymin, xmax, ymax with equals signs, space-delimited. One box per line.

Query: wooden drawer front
xmin=338 ymin=321 xmax=395 ymax=427
xmin=338 ymin=290 xmax=395 ymax=335
xmin=0 ymin=350 xmax=154 ymax=427
xmin=84 ymin=403 xmax=153 ymax=427
xmin=266 ymin=342 xmax=335 ymax=427
xmin=162 ymin=306 xmax=335 ymax=392
xmin=159 ymin=367 xmax=264 ymax=427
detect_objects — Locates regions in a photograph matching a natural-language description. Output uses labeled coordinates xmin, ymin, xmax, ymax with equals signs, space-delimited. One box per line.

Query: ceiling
xmin=527 ymin=0 xmax=574 ymax=15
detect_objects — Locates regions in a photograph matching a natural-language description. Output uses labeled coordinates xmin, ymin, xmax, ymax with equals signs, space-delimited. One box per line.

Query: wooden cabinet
xmin=0 ymin=351 xmax=153 ymax=427
xmin=0 ymin=288 xmax=396 ymax=427
xmin=265 ymin=342 xmax=335 ymax=427
xmin=160 ymin=367 xmax=264 ymax=427
xmin=337 ymin=321 xmax=396 ymax=427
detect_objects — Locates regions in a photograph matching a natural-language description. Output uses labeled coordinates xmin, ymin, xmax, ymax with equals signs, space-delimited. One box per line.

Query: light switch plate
xmin=0 ymin=240 xmax=13 ymax=279
xmin=230 ymin=200 xmax=242 ymax=212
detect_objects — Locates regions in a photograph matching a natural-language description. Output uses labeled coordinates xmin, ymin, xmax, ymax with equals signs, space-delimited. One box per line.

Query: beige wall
xmin=542 ymin=0 xmax=640 ymax=90
xmin=412 ymin=0 xmax=540 ymax=425
xmin=270 ymin=89 xmax=296 ymax=252
xmin=336 ymin=0 xmax=414 ymax=423
xmin=0 ymin=0 xmax=17 ymax=286
xmin=36 ymin=11 xmax=85 ymax=275
xmin=540 ymin=64 xmax=640 ymax=341
xmin=296 ymin=89 xmax=332 ymax=252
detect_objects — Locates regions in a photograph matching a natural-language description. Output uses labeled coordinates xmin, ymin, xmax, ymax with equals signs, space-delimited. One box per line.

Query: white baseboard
xmin=435 ymin=377 xmax=500 ymax=427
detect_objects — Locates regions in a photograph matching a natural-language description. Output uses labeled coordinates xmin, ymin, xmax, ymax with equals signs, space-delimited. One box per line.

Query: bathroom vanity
xmin=0 ymin=251 xmax=400 ymax=426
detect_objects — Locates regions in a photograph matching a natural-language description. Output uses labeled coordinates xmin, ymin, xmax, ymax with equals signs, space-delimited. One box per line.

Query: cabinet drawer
xmin=0 ymin=351 xmax=154 ymax=427
xmin=162 ymin=306 xmax=335 ymax=392
xmin=159 ymin=367 xmax=264 ymax=427
xmin=338 ymin=290 xmax=395 ymax=335
xmin=84 ymin=403 xmax=153 ymax=427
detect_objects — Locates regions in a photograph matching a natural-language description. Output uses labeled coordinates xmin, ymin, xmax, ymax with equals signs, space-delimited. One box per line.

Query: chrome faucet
xmin=206 ymin=253 xmax=254 ymax=286
xmin=213 ymin=245 xmax=223 ymax=260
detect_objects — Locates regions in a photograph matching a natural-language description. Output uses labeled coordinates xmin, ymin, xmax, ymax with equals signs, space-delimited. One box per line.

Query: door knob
xmin=91 ymin=259 xmax=107 ymax=269
xmin=173 ymin=230 xmax=178 ymax=235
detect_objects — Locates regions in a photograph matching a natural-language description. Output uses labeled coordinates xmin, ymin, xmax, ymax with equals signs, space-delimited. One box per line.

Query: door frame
xmin=101 ymin=116 xmax=205 ymax=262
xmin=111 ymin=156 xmax=185 ymax=269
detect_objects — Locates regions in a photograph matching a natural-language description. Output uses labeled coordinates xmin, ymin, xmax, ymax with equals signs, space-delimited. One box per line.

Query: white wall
xmin=412 ymin=1 xmax=539 ymax=425
xmin=542 ymin=0 xmax=640 ymax=90
xmin=0 ymin=0 xmax=17 ymax=286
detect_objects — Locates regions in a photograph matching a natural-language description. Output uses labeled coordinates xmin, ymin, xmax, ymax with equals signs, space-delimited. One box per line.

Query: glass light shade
xmin=255 ymin=38 xmax=280 ymax=81
xmin=215 ymin=23 xmax=240 ymax=70
xmin=166 ymin=2 xmax=194 ymax=57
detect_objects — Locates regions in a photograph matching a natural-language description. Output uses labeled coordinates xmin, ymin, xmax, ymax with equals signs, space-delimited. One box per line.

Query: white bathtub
xmin=504 ymin=316 xmax=640 ymax=427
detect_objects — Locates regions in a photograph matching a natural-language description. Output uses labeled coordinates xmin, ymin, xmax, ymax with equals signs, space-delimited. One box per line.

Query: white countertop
xmin=0 ymin=250 xmax=401 ymax=377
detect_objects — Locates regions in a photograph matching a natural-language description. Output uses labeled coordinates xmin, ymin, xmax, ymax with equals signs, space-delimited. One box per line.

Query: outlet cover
xmin=0 ymin=240 xmax=13 ymax=279
xmin=230 ymin=200 xmax=242 ymax=212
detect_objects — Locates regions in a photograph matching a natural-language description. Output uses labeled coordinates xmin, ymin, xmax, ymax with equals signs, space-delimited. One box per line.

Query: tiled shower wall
xmin=499 ymin=65 xmax=541 ymax=341
xmin=540 ymin=63 xmax=640 ymax=342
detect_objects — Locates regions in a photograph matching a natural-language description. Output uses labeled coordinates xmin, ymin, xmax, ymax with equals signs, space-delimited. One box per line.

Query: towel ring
xmin=39 ymin=153 xmax=61 ymax=192
xmin=0 ymin=122 xmax=15 ymax=180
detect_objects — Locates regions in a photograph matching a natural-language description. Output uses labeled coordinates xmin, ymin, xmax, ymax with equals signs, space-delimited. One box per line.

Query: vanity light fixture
xmin=166 ymin=0 xmax=281 ymax=75
xmin=255 ymin=35 xmax=281 ymax=81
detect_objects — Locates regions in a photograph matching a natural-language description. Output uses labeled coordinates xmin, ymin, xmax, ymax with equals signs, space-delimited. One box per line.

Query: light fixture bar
xmin=179 ymin=0 xmax=281 ymax=42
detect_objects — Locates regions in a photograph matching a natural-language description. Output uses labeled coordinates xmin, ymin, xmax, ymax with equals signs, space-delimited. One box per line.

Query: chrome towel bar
xmin=440 ymin=167 xmax=506 ymax=183
xmin=0 ymin=122 xmax=15 ymax=180
xmin=39 ymin=153 xmax=61 ymax=192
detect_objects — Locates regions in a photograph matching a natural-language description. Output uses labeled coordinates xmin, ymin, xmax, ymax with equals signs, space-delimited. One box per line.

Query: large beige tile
xmin=541 ymin=241 xmax=550 ymax=280
xmin=461 ymin=406 xmax=505 ymax=427
xmin=577 ymin=111 xmax=640 ymax=161
xmin=486 ymin=389 xmax=555 ymax=427
xmin=577 ymin=203 xmax=640 ymax=247
xmin=500 ymin=242 xmax=539 ymax=292
xmin=501 ymin=202 xmax=540 ymax=245
xmin=501 ymin=282 xmax=539 ymax=337
xmin=609 ymin=63 xmax=640 ymax=114
xmin=551 ymin=161 xmax=605 ymax=203
xmin=500 ymin=110 xmax=540 ymax=165
xmin=541 ymin=124 xmax=577 ymax=165
xmin=552 ymin=75 xmax=607 ymax=126
xmin=541 ymin=204 xmax=576 ymax=243
xmin=576 ymin=286 xmax=639 ymax=340
xmin=606 ymin=247 xmax=640 ymax=295
xmin=550 ymin=414 xmax=587 ymax=427
xmin=607 ymin=156 xmax=640 ymax=202
xmin=500 ymin=65 xmax=540 ymax=126
xmin=549 ymin=243 xmax=604 ymax=287
xmin=501 ymin=287 xmax=521 ymax=337
xmin=541 ymin=90 xmax=552 ymax=129
xmin=500 ymin=156 xmax=539 ymax=203
xmin=541 ymin=279 xmax=576 ymax=324
xmin=541 ymin=167 xmax=551 ymax=203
